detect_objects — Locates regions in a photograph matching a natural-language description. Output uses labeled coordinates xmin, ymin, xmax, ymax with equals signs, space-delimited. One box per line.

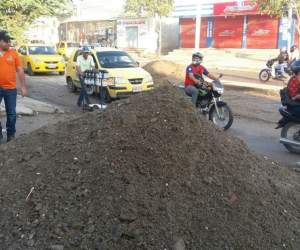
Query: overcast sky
xmin=72 ymin=0 xmax=233 ymax=19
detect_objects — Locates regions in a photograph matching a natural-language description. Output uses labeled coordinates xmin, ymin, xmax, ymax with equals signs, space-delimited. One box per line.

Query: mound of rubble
xmin=0 ymin=84 xmax=299 ymax=250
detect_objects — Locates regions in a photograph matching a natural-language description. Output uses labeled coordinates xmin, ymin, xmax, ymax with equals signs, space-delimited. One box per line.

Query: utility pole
xmin=195 ymin=2 xmax=201 ymax=51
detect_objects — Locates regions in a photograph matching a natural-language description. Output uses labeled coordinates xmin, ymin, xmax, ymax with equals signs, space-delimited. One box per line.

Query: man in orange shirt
xmin=0 ymin=30 xmax=26 ymax=143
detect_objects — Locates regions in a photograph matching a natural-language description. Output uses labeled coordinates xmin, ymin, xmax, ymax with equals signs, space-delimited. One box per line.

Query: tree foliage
xmin=124 ymin=0 xmax=175 ymax=56
xmin=253 ymin=0 xmax=300 ymax=46
xmin=0 ymin=0 xmax=72 ymax=43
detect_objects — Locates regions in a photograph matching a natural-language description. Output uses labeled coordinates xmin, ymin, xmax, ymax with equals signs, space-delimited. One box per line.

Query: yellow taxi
xmin=17 ymin=44 xmax=65 ymax=76
xmin=56 ymin=41 xmax=81 ymax=60
xmin=65 ymin=47 xmax=154 ymax=103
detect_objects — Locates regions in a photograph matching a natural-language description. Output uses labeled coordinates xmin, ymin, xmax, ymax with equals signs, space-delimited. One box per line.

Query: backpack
xmin=280 ymin=87 xmax=300 ymax=106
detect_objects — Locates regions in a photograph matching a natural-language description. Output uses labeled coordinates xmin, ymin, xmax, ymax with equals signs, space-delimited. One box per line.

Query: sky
xmin=71 ymin=0 xmax=233 ymax=19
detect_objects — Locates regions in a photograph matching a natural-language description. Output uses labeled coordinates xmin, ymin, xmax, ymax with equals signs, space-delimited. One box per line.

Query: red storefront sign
xmin=246 ymin=15 xmax=279 ymax=49
xmin=180 ymin=18 xmax=207 ymax=48
xmin=212 ymin=16 xmax=244 ymax=48
xmin=213 ymin=1 xmax=262 ymax=16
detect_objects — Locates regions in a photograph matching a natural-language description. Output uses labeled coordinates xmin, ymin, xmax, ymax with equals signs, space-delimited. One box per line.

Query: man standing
xmin=76 ymin=46 xmax=95 ymax=106
xmin=100 ymin=38 xmax=108 ymax=47
xmin=0 ymin=30 xmax=26 ymax=143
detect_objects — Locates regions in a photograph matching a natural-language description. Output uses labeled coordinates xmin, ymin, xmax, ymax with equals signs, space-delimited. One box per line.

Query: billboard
xmin=213 ymin=1 xmax=264 ymax=16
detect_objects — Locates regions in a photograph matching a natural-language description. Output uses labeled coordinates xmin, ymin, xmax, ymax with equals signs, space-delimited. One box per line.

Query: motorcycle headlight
xmin=145 ymin=74 xmax=153 ymax=83
xmin=32 ymin=58 xmax=42 ymax=64
xmin=215 ymin=87 xmax=224 ymax=94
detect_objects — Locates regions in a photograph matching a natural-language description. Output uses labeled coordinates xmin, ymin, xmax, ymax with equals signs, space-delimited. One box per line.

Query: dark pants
xmin=287 ymin=105 xmax=300 ymax=117
xmin=77 ymin=75 xmax=91 ymax=105
xmin=0 ymin=88 xmax=17 ymax=137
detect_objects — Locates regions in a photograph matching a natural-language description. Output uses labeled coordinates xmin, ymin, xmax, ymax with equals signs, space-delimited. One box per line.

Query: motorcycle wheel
xmin=281 ymin=121 xmax=300 ymax=154
xmin=209 ymin=104 xmax=233 ymax=130
xmin=259 ymin=69 xmax=270 ymax=82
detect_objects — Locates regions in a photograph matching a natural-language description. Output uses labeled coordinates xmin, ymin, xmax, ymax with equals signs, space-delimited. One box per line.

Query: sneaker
xmin=77 ymin=103 xmax=82 ymax=107
xmin=7 ymin=136 xmax=14 ymax=142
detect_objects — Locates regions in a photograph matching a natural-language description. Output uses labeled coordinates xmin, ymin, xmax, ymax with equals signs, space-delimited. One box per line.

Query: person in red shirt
xmin=287 ymin=59 xmax=300 ymax=116
xmin=0 ymin=30 xmax=26 ymax=143
xmin=184 ymin=52 xmax=217 ymax=106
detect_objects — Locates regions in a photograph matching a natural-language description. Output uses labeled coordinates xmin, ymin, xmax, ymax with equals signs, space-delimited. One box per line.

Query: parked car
xmin=56 ymin=41 xmax=81 ymax=60
xmin=66 ymin=47 xmax=154 ymax=102
xmin=17 ymin=44 xmax=65 ymax=76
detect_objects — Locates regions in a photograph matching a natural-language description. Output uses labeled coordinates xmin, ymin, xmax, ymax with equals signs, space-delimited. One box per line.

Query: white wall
xmin=161 ymin=18 xmax=179 ymax=52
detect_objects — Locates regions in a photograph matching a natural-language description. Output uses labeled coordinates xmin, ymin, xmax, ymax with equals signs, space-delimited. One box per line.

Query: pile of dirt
xmin=143 ymin=60 xmax=186 ymax=86
xmin=0 ymin=82 xmax=300 ymax=250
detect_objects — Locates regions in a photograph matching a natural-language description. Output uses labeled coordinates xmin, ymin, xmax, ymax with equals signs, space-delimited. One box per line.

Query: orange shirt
xmin=0 ymin=49 xmax=22 ymax=89
xmin=288 ymin=76 xmax=300 ymax=98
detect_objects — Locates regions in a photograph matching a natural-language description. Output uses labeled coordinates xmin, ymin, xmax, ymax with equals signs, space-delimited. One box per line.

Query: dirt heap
xmin=142 ymin=60 xmax=186 ymax=86
xmin=0 ymin=84 xmax=300 ymax=250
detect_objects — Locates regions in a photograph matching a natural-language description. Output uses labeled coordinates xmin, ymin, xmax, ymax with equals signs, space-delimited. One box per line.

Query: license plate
xmin=133 ymin=86 xmax=142 ymax=92
xmin=48 ymin=63 xmax=56 ymax=69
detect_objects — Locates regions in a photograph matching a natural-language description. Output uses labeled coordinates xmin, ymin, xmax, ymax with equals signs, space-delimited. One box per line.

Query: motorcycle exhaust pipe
xmin=279 ymin=137 xmax=300 ymax=146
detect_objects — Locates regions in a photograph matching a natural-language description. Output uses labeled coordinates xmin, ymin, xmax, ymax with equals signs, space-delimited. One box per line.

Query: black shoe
xmin=77 ymin=103 xmax=82 ymax=107
xmin=7 ymin=136 xmax=14 ymax=142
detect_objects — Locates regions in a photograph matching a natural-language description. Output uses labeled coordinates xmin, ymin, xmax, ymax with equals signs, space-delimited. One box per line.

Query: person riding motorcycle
xmin=287 ymin=45 xmax=299 ymax=66
xmin=270 ymin=46 xmax=289 ymax=78
xmin=184 ymin=52 xmax=217 ymax=106
xmin=286 ymin=59 xmax=300 ymax=116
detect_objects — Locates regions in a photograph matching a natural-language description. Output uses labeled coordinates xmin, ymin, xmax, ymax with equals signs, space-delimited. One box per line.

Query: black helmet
xmin=192 ymin=52 xmax=203 ymax=65
xmin=290 ymin=44 xmax=298 ymax=52
xmin=290 ymin=59 xmax=300 ymax=74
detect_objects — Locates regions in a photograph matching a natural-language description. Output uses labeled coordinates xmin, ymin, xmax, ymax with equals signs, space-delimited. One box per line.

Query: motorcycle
xmin=275 ymin=104 xmax=300 ymax=154
xmin=259 ymin=59 xmax=293 ymax=85
xmin=175 ymin=73 xmax=233 ymax=130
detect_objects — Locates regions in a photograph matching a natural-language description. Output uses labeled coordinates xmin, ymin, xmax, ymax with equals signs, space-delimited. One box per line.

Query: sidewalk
xmin=0 ymin=96 xmax=65 ymax=117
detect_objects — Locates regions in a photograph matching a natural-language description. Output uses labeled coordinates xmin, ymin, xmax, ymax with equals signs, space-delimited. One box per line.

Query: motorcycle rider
xmin=287 ymin=45 xmax=299 ymax=66
xmin=184 ymin=52 xmax=217 ymax=106
xmin=286 ymin=59 xmax=300 ymax=116
xmin=270 ymin=46 xmax=289 ymax=78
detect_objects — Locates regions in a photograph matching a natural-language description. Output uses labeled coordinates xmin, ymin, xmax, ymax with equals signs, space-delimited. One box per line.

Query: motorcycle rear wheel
xmin=259 ymin=69 xmax=270 ymax=82
xmin=209 ymin=104 xmax=233 ymax=130
xmin=281 ymin=121 xmax=300 ymax=154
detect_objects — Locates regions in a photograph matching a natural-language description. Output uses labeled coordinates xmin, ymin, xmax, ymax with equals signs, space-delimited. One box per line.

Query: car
xmin=56 ymin=41 xmax=81 ymax=60
xmin=66 ymin=47 xmax=154 ymax=103
xmin=17 ymin=44 xmax=66 ymax=76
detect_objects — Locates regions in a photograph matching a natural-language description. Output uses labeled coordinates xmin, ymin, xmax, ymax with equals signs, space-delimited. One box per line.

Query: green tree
xmin=0 ymin=0 xmax=72 ymax=44
xmin=253 ymin=0 xmax=300 ymax=47
xmin=124 ymin=0 xmax=175 ymax=57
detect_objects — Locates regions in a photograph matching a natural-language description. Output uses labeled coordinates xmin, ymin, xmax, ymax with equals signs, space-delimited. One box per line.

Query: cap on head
xmin=280 ymin=46 xmax=287 ymax=52
xmin=0 ymin=30 xmax=11 ymax=42
xmin=82 ymin=46 xmax=89 ymax=52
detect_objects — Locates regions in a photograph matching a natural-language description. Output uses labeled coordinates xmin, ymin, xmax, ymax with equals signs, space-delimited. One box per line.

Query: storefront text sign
xmin=213 ymin=1 xmax=263 ymax=16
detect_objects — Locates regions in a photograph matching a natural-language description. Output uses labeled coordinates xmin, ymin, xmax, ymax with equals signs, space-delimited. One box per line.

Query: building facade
xmin=172 ymin=0 xmax=297 ymax=49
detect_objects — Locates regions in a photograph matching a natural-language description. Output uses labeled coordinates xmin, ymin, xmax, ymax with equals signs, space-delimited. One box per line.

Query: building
xmin=171 ymin=0 xmax=297 ymax=49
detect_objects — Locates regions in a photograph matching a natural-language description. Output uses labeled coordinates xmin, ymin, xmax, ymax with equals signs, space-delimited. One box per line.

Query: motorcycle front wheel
xmin=281 ymin=121 xmax=300 ymax=154
xmin=209 ymin=104 xmax=233 ymax=130
xmin=259 ymin=69 xmax=270 ymax=82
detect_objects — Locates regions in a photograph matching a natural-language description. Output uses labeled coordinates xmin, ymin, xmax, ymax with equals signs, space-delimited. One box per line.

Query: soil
xmin=0 ymin=61 xmax=299 ymax=250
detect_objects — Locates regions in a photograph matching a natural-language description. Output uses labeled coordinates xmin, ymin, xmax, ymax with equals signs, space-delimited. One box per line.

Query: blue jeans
xmin=0 ymin=88 xmax=17 ymax=137
xmin=77 ymin=75 xmax=91 ymax=105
